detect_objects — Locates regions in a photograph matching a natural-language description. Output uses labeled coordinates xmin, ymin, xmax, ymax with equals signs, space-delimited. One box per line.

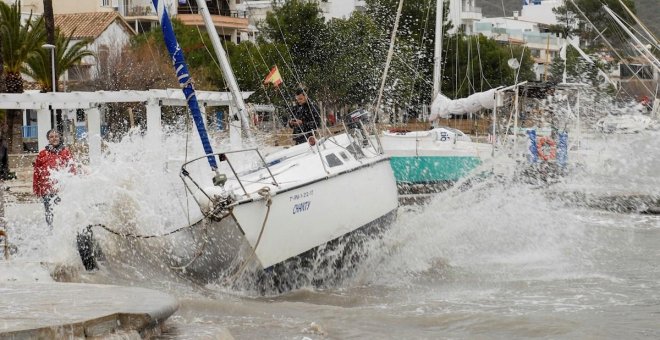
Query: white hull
xmin=380 ymin=127 xmax=493 ymax=158
xmin=167 ymin=132 xmax=399 ymax=282
xmin=377 ymin=127 xmax=493 ymax=187
xmin=234 ymin=159 xmax=396 ymax=268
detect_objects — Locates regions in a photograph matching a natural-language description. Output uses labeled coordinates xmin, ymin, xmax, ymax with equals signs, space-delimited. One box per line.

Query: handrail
xmin=180 ymin=148 xmax=279 ymax=199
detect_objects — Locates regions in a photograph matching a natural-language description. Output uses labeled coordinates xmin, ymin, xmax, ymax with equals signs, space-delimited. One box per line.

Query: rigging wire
xmin=402 ymin=0 xmax=435 ymax=123
xmin=373 ymin=0 xmax=406 ymax=122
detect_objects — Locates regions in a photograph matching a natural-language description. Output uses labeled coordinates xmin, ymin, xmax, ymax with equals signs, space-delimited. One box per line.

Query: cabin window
xmin=325 ymin=153 xmax=343 ymax=167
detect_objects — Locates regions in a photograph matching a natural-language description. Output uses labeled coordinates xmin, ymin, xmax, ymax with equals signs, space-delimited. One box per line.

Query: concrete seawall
xmin=0 ymin=281 xmax=179 ymax=338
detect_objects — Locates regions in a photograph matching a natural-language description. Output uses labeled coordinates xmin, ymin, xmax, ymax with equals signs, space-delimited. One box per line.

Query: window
xmin=325 ymin=154 xmax=344 ymax=167
xmin=102 ymin=0 xmax=111 ymax=6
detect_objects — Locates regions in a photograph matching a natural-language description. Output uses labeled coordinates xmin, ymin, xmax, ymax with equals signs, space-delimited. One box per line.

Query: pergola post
xmin=146 ymin=99 xmax=162 ymax=147
xmin=37 ymin=109 xmax=52 ymax=151
xmin=86 ymin=107 xmax=102 ymax=165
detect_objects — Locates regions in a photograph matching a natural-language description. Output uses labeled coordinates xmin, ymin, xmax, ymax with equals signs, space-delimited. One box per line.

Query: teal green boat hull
xmin=389 ymin=156 xmax=482 ymax=183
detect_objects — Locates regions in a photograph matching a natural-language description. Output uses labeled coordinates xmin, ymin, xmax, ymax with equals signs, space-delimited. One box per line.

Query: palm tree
xmin=24 ymin=30 xmax=94 ymax=92
xmin=0 ymin=1 xmax=47 ymax=153
xmin=0 ymin=1 xmax=46 ymax=93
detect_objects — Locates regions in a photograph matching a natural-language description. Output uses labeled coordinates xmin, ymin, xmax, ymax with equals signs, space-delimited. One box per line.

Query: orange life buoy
xmin=537 ymin=137 xmax=556 ymax=161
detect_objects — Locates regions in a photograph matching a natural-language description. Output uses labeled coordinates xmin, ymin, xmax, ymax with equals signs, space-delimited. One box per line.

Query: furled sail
xmin=428 ymin=89 xmax=497 ymax=120
xmin=152 ymin=0 xmax=218 ymax=170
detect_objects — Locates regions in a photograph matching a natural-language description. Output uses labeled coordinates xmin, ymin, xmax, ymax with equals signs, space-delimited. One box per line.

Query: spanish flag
xmin=263 ymin=65 xmax=283 ymax=87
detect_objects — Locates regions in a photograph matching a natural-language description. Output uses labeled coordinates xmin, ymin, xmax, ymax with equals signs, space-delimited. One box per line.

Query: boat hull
xmin=379 ymin=128 xmax=491 ymax=189
xmin=168 ymin=158 xmax=399 ymax=284
xmin=389 ymin=155 xmax=482 ymax=183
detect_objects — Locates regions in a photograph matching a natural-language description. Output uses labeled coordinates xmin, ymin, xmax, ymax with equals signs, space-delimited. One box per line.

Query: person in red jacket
xmin=33 ymin=129 xmax=74 ymax=228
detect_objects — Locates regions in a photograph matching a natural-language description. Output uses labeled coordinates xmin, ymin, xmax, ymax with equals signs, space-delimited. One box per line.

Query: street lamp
xmin=41 ymin=44 xmax=56 ymax=92
xmin=42 ymin=44 xmax=57 ymax=132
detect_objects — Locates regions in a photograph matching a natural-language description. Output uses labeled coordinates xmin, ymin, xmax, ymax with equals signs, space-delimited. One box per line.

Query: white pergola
xmin=0 ymin=89 xmax=251 ymax=163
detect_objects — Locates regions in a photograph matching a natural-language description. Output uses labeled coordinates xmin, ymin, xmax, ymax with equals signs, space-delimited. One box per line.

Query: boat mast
xmin=374 ymin=0 xmax=405 ymax=123
xmin=566 ymin=0 xmax=654 ymax=96
xmin=151 ymin=0 xmax=218 ymax=170
xmin=194 ymin=0 xmax=253 ymax=142
xmin=602 ymin=5 xmax=660 ymax=73
xmin=433 ymin=0 xmax=444 ymax=99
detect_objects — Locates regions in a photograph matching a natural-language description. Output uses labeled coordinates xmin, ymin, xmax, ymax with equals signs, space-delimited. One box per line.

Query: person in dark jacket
xmin=289 ymin=88 xmax=322 ymax=145
xmin=33 ymin=129 xmax=74 ymax=228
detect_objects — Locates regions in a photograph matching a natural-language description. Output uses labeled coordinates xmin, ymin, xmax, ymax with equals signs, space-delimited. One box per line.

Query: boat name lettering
xmin=439 ymin=131 xmax=450 ymax=142
xmin=293 ymin=201 xmax=311 ymax=214
xmin=289 ymin=190 xmax=314 ymax=202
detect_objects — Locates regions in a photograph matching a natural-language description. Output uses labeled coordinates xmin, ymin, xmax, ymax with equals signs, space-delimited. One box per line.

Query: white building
xmin=54 ymin=12 xmax=137 ymax=82
xmin=314 ymin=0 xmax=363 ymax=20
xmin=518 ymin=0 xmax=565 ymax=26
xmin=237 ymin=0 xmax=272 ymax=43
xmin=447 ymin=0 xmax=483 ymax=35
xmin=472 ymin=0 xmax=578 ymax=81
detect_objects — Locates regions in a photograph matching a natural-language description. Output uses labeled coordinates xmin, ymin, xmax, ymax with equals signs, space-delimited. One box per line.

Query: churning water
xmin=6 ymin=128 xmax=660 ymax=339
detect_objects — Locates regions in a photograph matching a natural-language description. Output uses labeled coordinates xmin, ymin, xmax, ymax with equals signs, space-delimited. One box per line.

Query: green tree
xmin=554 ymin=0 xmax=636 ymax=47
xmin=548 ymin=45 xmax=602 ymax=86
xmin=42 ymin=0 xmax=56 ymax=87
xmin=0 ymin=1 xmax=47 ymax=153
xmin=549 ymin=5 xmax=579 ymax=39
xmin=0 ymin=1 xmax=46 ymax=94
xmin=259 ymin=0 xmax=327 ymax=90
xmin=320 ymin=12 xmax=385 ymax=107
xmin=364 ymin=0 xmax=454 ymax=109
xmin=132 ymin=18 xmax=232 ymax=91
xmin=23 ymin=30 xmax=94 ymax=92
xmin=442 ymin=35 xmax=535 ymax=99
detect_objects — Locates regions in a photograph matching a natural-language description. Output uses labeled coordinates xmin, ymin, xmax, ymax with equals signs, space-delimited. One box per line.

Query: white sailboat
xmin=378 ymin=0 xmax=495 ymax=192
xmin=82 ymin=0 xmax=399 ymax=291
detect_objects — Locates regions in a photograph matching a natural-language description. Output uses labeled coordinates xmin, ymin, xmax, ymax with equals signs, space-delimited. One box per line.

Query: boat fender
xmin=537 ymin=137 xmax=557 ymax=161
xmin=76 ymin=226 xmax=99 ymax=271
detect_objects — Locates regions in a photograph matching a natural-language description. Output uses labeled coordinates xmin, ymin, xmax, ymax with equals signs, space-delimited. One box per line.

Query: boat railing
xmin=179 ymin=148 xmax=278 ymax=201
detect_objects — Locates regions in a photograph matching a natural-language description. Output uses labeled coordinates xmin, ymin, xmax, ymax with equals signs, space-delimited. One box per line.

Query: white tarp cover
xmin=429 ymin=89 xmax=497 ymax=120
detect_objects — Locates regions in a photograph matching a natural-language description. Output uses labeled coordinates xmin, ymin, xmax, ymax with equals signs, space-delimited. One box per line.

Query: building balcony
xmin=176 ymin=13 xmax=249 ymax=31
xmin=125 ymin=5 xmax=156 ymax=17
xmin=177 ymin=6 xmax=247 ymax=18
xmin=460 ymin=6 xmax=482 ymax=20
xmin=176 ymin=6 xmax=249 ymax=31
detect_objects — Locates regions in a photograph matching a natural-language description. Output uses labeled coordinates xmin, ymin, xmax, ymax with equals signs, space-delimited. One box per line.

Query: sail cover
xmin=428 ymin=89 xmax=497 ymax=120
xmin=152 ymin=0 xmax=218 ymax=170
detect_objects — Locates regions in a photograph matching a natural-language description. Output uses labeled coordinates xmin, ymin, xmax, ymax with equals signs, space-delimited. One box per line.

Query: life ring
xmin=537 ymin=137 xmax=556 ymax=161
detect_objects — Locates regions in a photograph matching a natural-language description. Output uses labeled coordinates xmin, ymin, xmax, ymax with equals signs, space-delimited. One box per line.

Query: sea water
xmin=5 ymin=128 xmax=660 ymax=339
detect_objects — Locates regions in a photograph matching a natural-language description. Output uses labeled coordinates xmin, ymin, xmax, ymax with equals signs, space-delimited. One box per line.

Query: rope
xmin=168 ymin=224 xmax=209 ymax=270
xmin=88 ymin=217 xmax=216 ymax=239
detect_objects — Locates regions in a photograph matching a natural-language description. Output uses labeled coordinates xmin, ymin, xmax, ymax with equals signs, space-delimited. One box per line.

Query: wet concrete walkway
xmin=0 ymin=282 xmax=179 ymax=338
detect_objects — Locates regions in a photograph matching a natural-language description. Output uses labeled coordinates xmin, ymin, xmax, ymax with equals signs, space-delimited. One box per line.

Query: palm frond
xmin=0 ymin=1 xmax=46 ymax=72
